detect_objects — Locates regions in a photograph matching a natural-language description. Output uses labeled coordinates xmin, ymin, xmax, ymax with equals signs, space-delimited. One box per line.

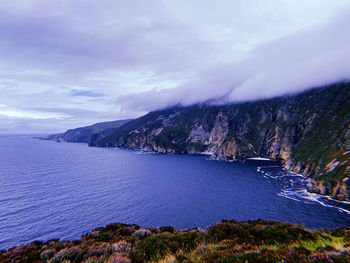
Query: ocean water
xmin=0 ymin=135 xmax=349 ymax=250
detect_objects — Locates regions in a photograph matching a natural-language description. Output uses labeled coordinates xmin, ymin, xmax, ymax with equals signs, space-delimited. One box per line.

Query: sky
xmin=0 ymin=0 xmax=349 ymax=133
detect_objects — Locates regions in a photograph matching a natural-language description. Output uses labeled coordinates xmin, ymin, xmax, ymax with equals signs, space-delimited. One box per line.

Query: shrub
xmin=330 ymin=228 xmax=348 ymax=237
xmin=50 ymin=246 xmax=84 ymax=263
xmin=131 ymin=232 xmax=201 ymax=261
xmin=86 ymin=242 xmax=112 ymax=257
xmin=206 ymin=223 xmax=252 ymax=243
xmin=160 ymin=226 xmax=174 ymax=233
xmin=40 ymin=249 xmax=55 ymax=260
xmin=286 ymin=227 xmax=315 ymax=241
xmin=292 ymin=246 xmax=311 ymax=256
xmin=112 ymin=241 xmax=131 ymax=254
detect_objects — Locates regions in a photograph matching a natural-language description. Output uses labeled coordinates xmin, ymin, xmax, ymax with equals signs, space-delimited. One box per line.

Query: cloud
xmin=0 ymin=0 xmax=349 ymax=133
xmin=116 ymin=10 xmax=350 ymax=111
xmin=0 ymin=0 xmax=209 ymax=76
xmin=70 ymin=90 xmax=104 ymax=98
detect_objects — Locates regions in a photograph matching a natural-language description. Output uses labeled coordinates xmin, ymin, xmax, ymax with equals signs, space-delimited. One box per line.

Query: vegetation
xmin=290 ymin=83 xmax=350 ymax=182
xmin=44 ymin=119 xmax=132 ymax=144
xmin=1 ymin=220 xmax=349 ymax=262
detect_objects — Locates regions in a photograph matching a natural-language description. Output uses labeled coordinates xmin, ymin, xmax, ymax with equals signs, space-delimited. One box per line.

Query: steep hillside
xmin=43 ymin=119 xmax=132 ymax=144
xmin=90 ymin=83 xmax=350 ymax=200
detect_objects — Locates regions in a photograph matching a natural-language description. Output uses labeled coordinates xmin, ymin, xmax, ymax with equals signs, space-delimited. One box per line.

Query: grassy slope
xmin=1 ymin=220 xmax=349 ymax=262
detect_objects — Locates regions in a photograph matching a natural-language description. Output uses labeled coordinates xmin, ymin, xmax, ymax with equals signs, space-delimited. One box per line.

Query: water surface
xmin=0 ymin=136 xmax=349 ymax=250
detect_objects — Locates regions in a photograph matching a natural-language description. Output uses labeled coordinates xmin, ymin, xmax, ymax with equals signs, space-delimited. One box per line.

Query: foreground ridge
xmin=1 ymin=219 xmax=349 ymax=262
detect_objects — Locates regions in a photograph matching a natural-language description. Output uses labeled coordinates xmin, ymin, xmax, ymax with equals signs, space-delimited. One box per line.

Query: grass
xmin=2 ymin=219 xmax=348 ymax=262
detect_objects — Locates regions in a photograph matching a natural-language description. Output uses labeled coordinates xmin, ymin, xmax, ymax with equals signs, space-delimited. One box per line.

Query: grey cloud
xmin=25 ymin=107 xmax=99 ymax=116
xmin=116 ymin=10 xmax=350 ymax=111
xmin=0 ymin=1 xmax=209 ymax=76
xmin=70 ymin=90 xmax=104 ymax=98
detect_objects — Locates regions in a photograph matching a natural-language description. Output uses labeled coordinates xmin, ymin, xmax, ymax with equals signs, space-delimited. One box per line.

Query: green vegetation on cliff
xmin=289 ymin=85 xmax=349 ymax=177
xmin=43 ymin=119 xmax=132 ymax=144
xmin=1 ymin=220 xmax=349 ymax=262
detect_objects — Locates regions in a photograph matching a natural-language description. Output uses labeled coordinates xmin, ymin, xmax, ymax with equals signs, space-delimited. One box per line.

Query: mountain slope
xmin=43 ymin=119 xmax=132 ymax=144
xmin=90 ymin=82 xmax=350 ymax=200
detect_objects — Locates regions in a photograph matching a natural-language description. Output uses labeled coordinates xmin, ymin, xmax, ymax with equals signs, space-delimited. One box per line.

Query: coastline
xmin=39 ymin=136 xmax=350 ymax=202
xmin=258 ymin=163 xmax=350 ymax=214
xmin=111 ymin=144 xmax=350 ymax=202
xmin=1 ymin=137 xmax=348 ymax=262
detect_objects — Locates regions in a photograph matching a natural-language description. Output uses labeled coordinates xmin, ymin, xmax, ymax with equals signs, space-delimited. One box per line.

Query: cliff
xmin=43 ymin=119 xmax=132 ymax=144
xmin=89 ymin=82 xmax=350 ymax=201
xmin=1 ymin=220 xmax=349 ymax=262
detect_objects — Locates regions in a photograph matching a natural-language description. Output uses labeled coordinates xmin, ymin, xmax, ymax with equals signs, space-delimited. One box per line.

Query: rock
xmin=335 ymin=183 xmax=349 ymax=201
xmin=306 ymin=180 xmax=317 ymax=193
xmin=132 ymin=229 xmax=152 ymax=239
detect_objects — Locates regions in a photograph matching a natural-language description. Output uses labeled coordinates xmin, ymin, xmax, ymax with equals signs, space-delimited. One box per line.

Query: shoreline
xmin=123 ymin=145 xmax=350 ymax=202
xmin=38 ymin=137 xmax=350 ymax=202
xmin=35 ymin=137 xmax=350 ymax=217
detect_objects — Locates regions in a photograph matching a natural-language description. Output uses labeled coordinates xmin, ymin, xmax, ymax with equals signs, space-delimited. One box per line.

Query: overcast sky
xmin=0 ymin=0 xmax=349 ymax=134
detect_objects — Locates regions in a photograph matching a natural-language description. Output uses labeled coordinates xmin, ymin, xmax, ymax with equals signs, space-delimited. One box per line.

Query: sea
xmin=0 ymin=135 xmax=349 ymax=250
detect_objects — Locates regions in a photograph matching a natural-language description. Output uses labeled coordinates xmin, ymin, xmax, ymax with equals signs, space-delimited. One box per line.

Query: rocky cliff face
xmin=89 ymin=83 xmax=350 ymax=200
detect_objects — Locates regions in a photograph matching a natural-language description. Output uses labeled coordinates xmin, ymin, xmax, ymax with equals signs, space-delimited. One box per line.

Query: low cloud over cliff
xmin=116 ymin=12 xmax=350 ymax=111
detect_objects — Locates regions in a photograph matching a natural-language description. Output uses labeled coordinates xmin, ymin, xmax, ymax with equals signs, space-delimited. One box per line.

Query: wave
xmin=279 ymin=188 xmax=350 ymax=215
xmin=247 ymin=157 xmax=271 ymax=161
xmin=135 ymin=150 xmax=159 ymax=155
xmin=257 ymin=165 xmax=350 ymax=215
